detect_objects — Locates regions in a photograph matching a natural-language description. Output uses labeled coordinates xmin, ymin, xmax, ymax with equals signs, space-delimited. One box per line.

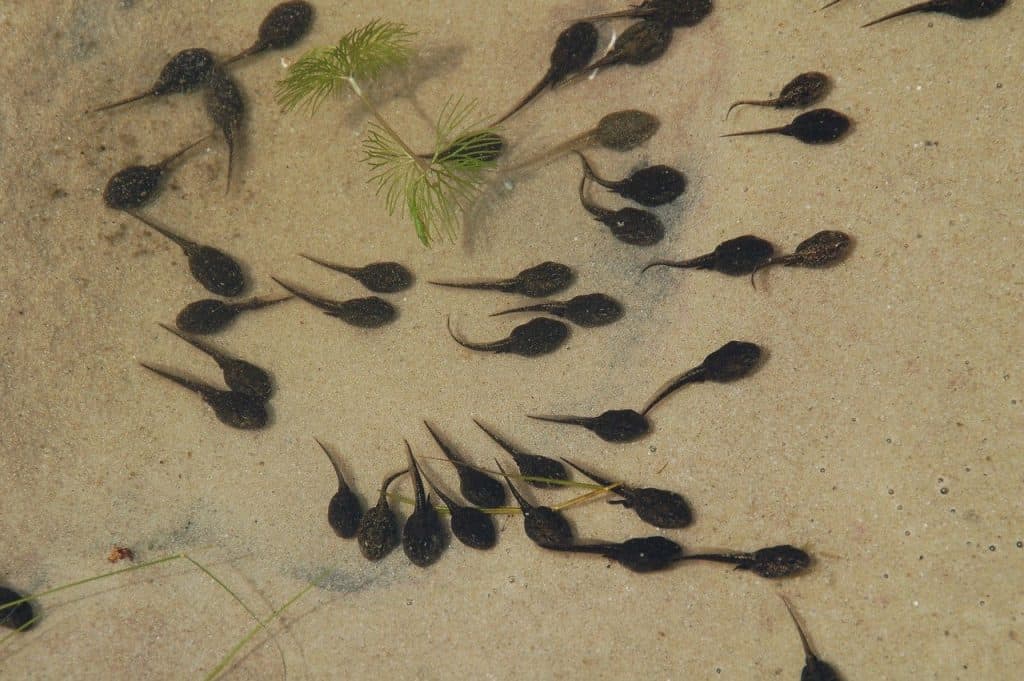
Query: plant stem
xmin=346 ymin=77 xmax=431 ymax=174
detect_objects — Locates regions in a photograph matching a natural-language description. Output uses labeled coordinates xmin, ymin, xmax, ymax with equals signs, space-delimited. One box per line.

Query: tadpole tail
xmin=818 ymin=0 xmax=845 ymax=10
xmin=473 ymin=419 xmax=518 ymax=455
xmin=778 ymin=595 xmax=815 ymax=659
xmin=861 ymin=3 xmax=930 ymax=28
xmin=429 ymin=280 xmax=508 ymax=292
xmin=720 ymin=125 xmax=789 ymax=138
xmin=678 ymin=552 xmax=745 ymax=566
xmin=725 ymin=99 xmax=777 ymax=120
xmin=445 ymin=316 xmax=493 ymax=351
xmin=238 ymin=295 xmax=294 ymax=311
xmin=87 ymin=90 xmax=154 ymax=114
xmin=527 ymin=414 xmax=590 ymax=428
xmin=489 ymin=302 xmax=551 ymax=318
xmin=221 ymin=45 xmax=257 ymax=66
xmin=576 ymin=8 xmax=638 ymax=22
xmin=377 ymin=467 xmax=409 ymax=506
xmin=559 ymin=457 xmax=613 ymax=487
xmin=493 ymin=459 xmax=530 ymax=510
xmin=224 ymin=139 xmax=235 ymax=195
xmin=542 ymin=542 xmax=612 ymax=556
xmin=494 ymin=74 xmax=551 ymax=126
xmin=127 ymin=212 xmax=195 ymax=253
xmin=423 ymin=420 xmax=466 ymax=465
xmin=314 ymin=437 xmax=348 ymax=489
xmin=269 ymin=277 xmax=339 ymax=312
xmin=298 ymin=253 xmax=354 ymax=276
xmin=139 ymin=362 xmax=211 ymax=397
xmin=640 ymin=256 xmax=707 ymax=274
xmin=160 ymin=135 xmax=210 ymax=170
xmin=157 ymin=322 xmax=227 ymax=365
xmin=405 ymin=441 xmax=430 ymax=509
xmin=641 ymin=366 xmax=706 ymax=416
xmin=578 ymin=172 xmax=611 ymax=222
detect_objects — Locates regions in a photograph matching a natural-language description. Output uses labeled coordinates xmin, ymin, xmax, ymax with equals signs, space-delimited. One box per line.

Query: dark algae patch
xmin=424 ymin=421 xmax=506 ymax=509
xmin=548 ymin=536 xmax=684 ymax=573
xmin=862 ymin=0 xmax=1006 ymax=27
xmin=490 ymin=293 xmax=623 ymax=328
xmin=271 ymin=277 xmax=396 ymax=328
xmin=139 ymin=363 xmax=268 ymax=430
xmin=473 ymin=419 xmax=568 ymax=489
xmin=679 ymin=544 xmax=811 ymax=578
xmin=402 ymin=443 xmax=447 ymax=567
xmin=315 ymin=438 xmax=363 ymax=539
xmin=299 ymin=255 xmax=413 ymax=293
xmin=158 ymin=323 xmax=273 ymax=400
xmin=495 ymin=460 xmax=574 ymax=549
xmin=726 ymin=72 xmax=831 ymax=119
xmin=576 ymin=151 xmax=686 ymax=207
xmin=0 ymin=586 xmax=36 ymax=631
xmin=175 ymin=295 xmax=292 ymax=335
xmin=88 ymin=48 xmax=215 ymax=113
xmin=780 ymin=595 xmax=842 ymax=681
xmin=447 ymin=317 xmax=570 ymax=357
xmin=225 ymin=1 xmax=315 ymax=65
xmin=561 ymin=458 xmax=692 ymax=528
xmin=357 ymin=468 xmax=407 ymax=561
xmin=102 ymin=137 xmax=207 ymax=211
xmin=723 ymin=108 xmax=851 ymax=144
xmin=430 ymin=261 xmax=574 ymax=298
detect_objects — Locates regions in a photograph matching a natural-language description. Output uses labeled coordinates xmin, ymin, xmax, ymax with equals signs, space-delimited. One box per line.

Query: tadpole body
xmin=299 ymin=255 xmax=413 ymax=293
xmin=424 ymin=421 xmax=506 ymax=509
xmin=581 ymin=0 xmax=714 ymax=28
xmin=103 ymin=137 xmax=207 ymax=211
xmin=417 ymin=456 xmax=497 ymax=550
xmin=129 ymin=212 xmax=246 ymax=297
xmin=271 ymin=277 xmax=396 ymax=328
xmin=490 ymin=293 xmax=624 ymax=328
xmin=88 ymin=48 xmax=215 ymax=113
xmin=315 ymin=438 xmax=363 ymax=539
xmin=561 ymin=458 xmax=692 ymax=528
xmin=140 ymin=363 xmax=268 ymax=430
xmin=175 ymin=296 xmax=292 ymax=335
xmin=429 ymin=261 xmax=574 ymax=298
xmin=0 ymin=586 xmax=36 ymax=631
xmin=642 ymin=340 xmax=763 ymax=416
xmin=402 ymin=443 xmax=447 ymax=567
xmin=576 ymin=152 xmax=686 ymax=207
xmin=203 ymin=67 xmax=245 ymax=190
xmin=768 ymin=230 xmax=851 ymax=268
xmin=726 ymin=72 xmax=831 ymax=119
xmin=548 ymin=536 xmax=684 ymax=573
xmin=495 ymin=460 xmax=574 ymax=549
xmin=863 ymin=0 xmax=1006 ymax=27
xmin=680 ymin=544 xmax=811 ymax=578
xmin=357 ymin=468 xmax=407 ymax=561
xmin=579 ymin=174 xmax=665 ymax=246
xmin=722 ymin=108 xmax=851 ymax=145
xmin=580 ymin=19 xmax=674 ymax=75
xmin=447 ymin=317 xmax=570 ymax=357
xmin=158 ymin=323 xmax=273 ymax=400
xmin=643 ymin=235 xmax=776 ymax=276
xmin=473 ymin=419 xmax=568 ymax=489
xmin=528 ymin=409 xmax=650 ymax=443
xmin=224 ymin=1 xmax=315 ymax=64
xmin=780 ymin=596 xmax=841 ymax=681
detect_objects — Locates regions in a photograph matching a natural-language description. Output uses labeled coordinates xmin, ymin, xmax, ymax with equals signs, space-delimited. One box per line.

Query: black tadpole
xmin=642 ymin=340 xmax=763 ymax=416
xmin=299 ymin=255 xmax=413 ymax=293
xmin=862 ymin=0 xmax=1006 ymax=27
xmin=402 ymin=443 xmax=447 ymax=567
xmin=726 ymin=72 xmax=831 ymax=119
xmin=679 ymin=544 xmax=811 ymax=578
xmin=579 ymin=174 xmax=665 ymax=246
xmin=528 ymin=409 xmax=650 ymax=443
xmin=88 ymin=48 xmax=216 ymax=113
xmin=314 ymin=438 xmax=363 ymax=539
xmin=780 ymin=595 xmax=842 ymax=681
xmin=128 ymin=212 xmax=246 ymax=297
xmin=0 ymin=586 xmax=37 ymax=632
xmin=424 ymin=421 xmax=506 ymax=509
xmin=490 ymin=293 xmax=623 ymax=328
xmin=580 ymin=0 xmax=714 ymax=28
xmin=140 ymin=363 xmax=268 ymax=430
xmin=203 ymin=67 xmax=245 ymax=191
xmin=722 ymin=108 xmax=851 ymax=145
xmin=495 ymin=460 xmax=574 ymax=549
xmin=103 ymin=136 xmax=208 ymax=211
xmin=473 ymin=419 xmax=568 ymax=489
xmin=429 ymin=261 xmax=574 ymax=298
xmin=643 ymin=235 xmax=776 ymax=277
xmin=158 ymin=323 xmax=273 ymax=400
xmin=271 ymin=277 xmax=396 ymax=328
xmin=175 ymin=295 xmax=292 ymax=335
xmin=568 ymin=19 xmax=674 ymax=84
xmin=356 ymin=468 xmax=407 ymax=561
xmin=561 ymin=458 xmax=692 ymax=528
xmin=447 ymin=316 xmax=570 ymax=357
xmin=547 ymin=536 xmax=685 ymax=573
xmin=417 ymin=456 xmax=497 ymax=550
xmin=576 ymin=151 xmax=686 ymax=207
xmin=224 ymin=1 xmax=315 ymax=64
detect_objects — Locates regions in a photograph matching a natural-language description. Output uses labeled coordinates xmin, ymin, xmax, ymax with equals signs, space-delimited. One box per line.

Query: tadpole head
xmin=614 ymin=536 xmax=685 ymax=572
xmin=153 ymin=48 xmax=216 ymax=96
xmin=594 ymin=110 xmax=661 ymax=151
xmin=645 ymin=0 xmax=714 ymax=27
xmin=207 ymin=391 xmax=269 ymax=430
xmin=514 ymin=261 xmax=575 ymax=297
xmin=507 ymin=317 xmax=570 ymax=356
xmin=790 ymin=230 xmax=852 ymax=267
xmin=779 ymin=71 xmax=831 ymax=108
xmin=604 ymin=207 xmax=665 ymax=246
xmin=189 ymin=246 xmax=246 ymax=298
xmin=449 ymin=507 xmax=498 ymax=550
xmin=549 ymin=21 xmax=600 ymax=84
xmin=748 ymin=545 xmax=811 ymax=578
xmin=256 ymin=1 xmax=315 ymax=51
xmin=593 ymin=409 xmax=650 ymax=442
xmin=714 ymin=235 xmax=776 ymax=275
xmin=789 ymin=108 xmax=851 ymax=144
xmin=175 ymin=299 xmax=237 ymax=335
xmin=222 ymin=360 xmax=274 ymax=401
xmin=103 ymin=165 xmax=163 ymax=211
xmin=357 ymin=506 xmax=399 ymax=561
xmin=328 ymin=487 xmax=363 ymax=539
xmin=0 ymin=586 xmax=36 ymax=631
xmin=565 ymin=293 xmax=624 ymax=327
xmin=629 ymin=488 xmax=693 ymax=529
xmin=616 ymin=165 xmax=687 ymax=207
xmin=701 ymin=340 xmax=763 ymax=382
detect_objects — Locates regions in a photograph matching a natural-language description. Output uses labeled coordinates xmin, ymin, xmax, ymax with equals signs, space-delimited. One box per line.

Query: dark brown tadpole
xmin=270 ymin=277 xmax=396 ymax=328
xmin=575 ymin=19 xmax=674 ymax=78
xmin=581 ymin=0 xmax=714 ymax=28
xmin=224 ymin=1 xmax=315 ymax=64
xmin=726 ymin=72 xmax=831 ymax=119
xmin=579 ymin=174 xmax=665 ymax=246
xmin=139 ymin=363 xmax=268 ymax=430
xmin=561 ymin=458 xmax=692 ymax=528
xmin=175 ymin=295 xmax=292 ymax=335
xmin=473 ymin=419 xmax=568 ymax=489
xmin=88 ymin=48 xmax=216 ymax=113
xmin=128 ymin=212 xmax=246 ymax=297
xmin=780 ymin=595 xmax=842 ymax=681
xmin=769 ymin=230 xmax=852 ymax=268
xmin=429 ymin=261 xmax=574 ymax=298
xmin=495 ymin=460 xmax=574 ymax=549
xmin=314 ymin=438 xmax=363 ymax=539
xmin=447 ymin=316 xmax=570 ymax=357
xmin=642 ymin=340 xmax=762 ymax=416
xmin=299 ymin=255 xmax=413 ymax=293
xmin=417 ymin=456 xmax=497 ymax=550
xmin=643 ymin=235 xmax=776 ymax=277
xmin=490 ymin=293 xmax=623 ymax=328
xmin=863 ymin=0 xmax=1006 ymax=27
xmin=0 ymin=585 xmax=37 ymax=632
xmin=495 ymin=21 xmax=599 ymax=124
xmin=356 ymin=468 xmax=407 ymax=561
xmin=528 ymin=409 xmax=650 ymax=443
xmin=203 ymin=67 xmax=245 ymax=191
xmin=680 ymin=544 xmax=811 ymax=578
xmin=103 ymin=137 xmax=208 ymax=211
xmin=402 ymin=443 xmax=447 ymax=567
xmin=576 ymin=152 xmax=686 ymax=207
xmin=158 ymin=323 xmax=273 ymax=400
xmin=548 ymin=536 xmax=685 ymax=573
xmin=424 ymin=421 xmax=506 ymax=508
xmin=722 ymin=108 xmax=851 ymax=145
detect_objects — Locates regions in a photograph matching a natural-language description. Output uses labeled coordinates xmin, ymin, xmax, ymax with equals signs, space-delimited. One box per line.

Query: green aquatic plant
xmin=275 ymin=20 xmax=501 ymax=246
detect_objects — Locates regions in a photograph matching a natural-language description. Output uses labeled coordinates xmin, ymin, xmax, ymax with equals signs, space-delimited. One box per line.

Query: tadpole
xmin=528 ymin=409 xmax=650 ymax=443
xmin=102 ymin=136 xmax=207 ymax=211
xmin=473 ymin=419 xmax=568 ymax=489
xmin=495 ymin=21 xmax=599 ymax=124
xmin=270 ymin=277 xmax=396 ymax=328
xmin=722 ymin=108 xmax=851 ymax=144
xmin=580 ymin=0 xmax=714 ymax=28
xmin=726 ymin=72 xmax=831 ymax=119
xmin=490 ymin=293 xmax=624 ymax=328
xmin=417 ymin=455 xmax=497 ymax=550
xmin=561 ymin=458 xmax=692 ymax=528
xmin=862 ymin=0 xmax=1006 ymax=27
xmin=641 ymin=340 xmax=762 ymax=416
xmin=128 ymin=212 xmax=246 ymax=297
xmin=314 ymin=438 xmax=363 ymax=539
xmin=780 ymin=595 xmax=841 ymax=681
xmin=203 ymin=67 xmax=245 ymax=191
xmin=224 ymin=1 xmax=315 ymax=64
xmin=679 ymin=544 xmax=811 ymax=578
xmin=175 ymin=295 xmax=292 ymax=335
xmin=356 ymin=468 xmax=407 ymax=561
xmin=158 ymin=323 xmax=273 ymax=400
xmin=509 ymin=110 xmax=660 ymax=171
xmin=447 ymin=316 xmax=570 ymax=357
xmin=495 ymin=460 xmax=574 ymax=549
xmin=573 ymin=19 xmax=674 ymax=79
xmin=299 ymin=255 xmax=414 ymax=293
xmin=576 ymin=151 xmax=686 ymax=207
xmin=579 ymin=173 xmax=665 ymax=246
xmin=548 ymin=536 xmax=685 ymax=573
xmin=765 ymin=230 xmax=851 ymax=269
xmin=424 ymin=421 xmax=506 ymax=508
xmin=402 ymin=443 xmax=447 ymax=567
xmin=140 ymin=363 xmax=268 ymax=430
xmin=643 ymin=235 xmax=776 ymax=277
xmin=0 ymin=586 xmax=36 ymax=631
xmin=429 ymin=261 xmax=574 ymax=298
xmin=88 ymin=47 xmax=215 ymax=113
